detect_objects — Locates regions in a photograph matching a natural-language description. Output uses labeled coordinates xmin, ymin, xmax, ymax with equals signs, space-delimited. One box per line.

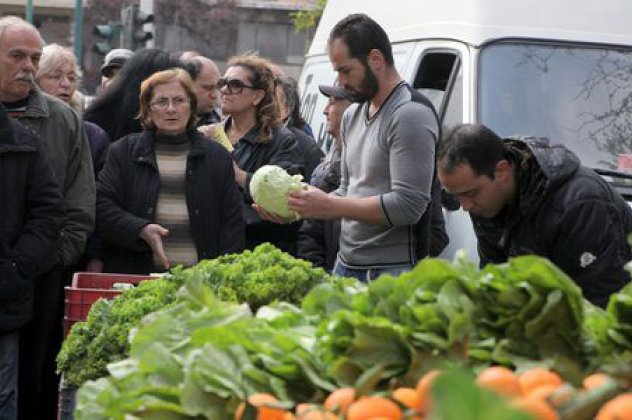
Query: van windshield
xmin=479 ymin=41 xmax=632 ymax=171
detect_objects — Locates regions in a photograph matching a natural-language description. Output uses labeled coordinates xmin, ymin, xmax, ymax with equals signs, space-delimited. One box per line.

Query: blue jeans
xmin=332 ymin=259 xmax=412 ymax=282
xmin=0 ymin=332 xmax=18 ymax=420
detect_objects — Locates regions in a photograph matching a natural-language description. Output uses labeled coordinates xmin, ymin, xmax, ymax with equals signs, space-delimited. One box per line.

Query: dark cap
xmin=318 ymin=84 xmax=352 ymax=101
xmin=100 ymin=48 xmax=134 ymax=77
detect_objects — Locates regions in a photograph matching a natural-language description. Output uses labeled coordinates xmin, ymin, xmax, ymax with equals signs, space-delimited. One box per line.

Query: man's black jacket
xmin=0 ymin=104 xmax=63 ymax=333
xmin=472 ymin=137 xmax=632 ymax=307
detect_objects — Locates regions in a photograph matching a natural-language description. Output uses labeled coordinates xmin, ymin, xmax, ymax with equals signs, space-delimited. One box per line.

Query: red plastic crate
xmin=63 ymin=272 xmax=158 ymax=337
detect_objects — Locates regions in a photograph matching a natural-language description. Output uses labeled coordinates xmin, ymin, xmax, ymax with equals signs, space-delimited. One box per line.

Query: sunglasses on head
xmin=217 ymin=77 xmax=258 ymax=94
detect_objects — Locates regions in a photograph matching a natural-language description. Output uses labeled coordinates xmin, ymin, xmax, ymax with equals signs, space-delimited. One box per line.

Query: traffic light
xmin=122 ymin=4 xmax=154 ymax=50
xmin=92 ymin=22 xmax=121 ymax=56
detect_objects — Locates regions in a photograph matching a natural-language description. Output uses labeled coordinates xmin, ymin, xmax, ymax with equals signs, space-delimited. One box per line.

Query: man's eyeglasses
xmin=217 ymin=78 xmax=258 ymax=95
xmin=150 ymin=96 xmax=190 ymax=110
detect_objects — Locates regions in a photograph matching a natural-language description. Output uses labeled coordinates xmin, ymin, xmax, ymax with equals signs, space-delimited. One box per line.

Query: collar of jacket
xmin=223 ymin=116 xmax=260 ymax=145
xmin=0 ymin=105 xmax=35 ymax=153
xmin=22 ymin=87 xmax=51 ymax=119
xmin=134 ymin=128 xmax=209 ymax=166
xmin=0 ymin=103 xmax=15 ymax=146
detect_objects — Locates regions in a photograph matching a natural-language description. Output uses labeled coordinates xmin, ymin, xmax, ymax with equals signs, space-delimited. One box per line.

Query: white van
xmin=298 ymin=0 xmax=632 ymax=262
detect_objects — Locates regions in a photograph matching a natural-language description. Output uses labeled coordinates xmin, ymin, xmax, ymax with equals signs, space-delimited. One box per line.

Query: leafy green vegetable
xmin=57 ymin=278 xmax=179 ymax=387
xmin=180 ymin=243 xmax=330 ymax=312
xmin=75 ymin=277 xmax=332 ymax=418
xmin=60 ymin=244 xmax=328 ymax=389
xmin=250 ymin=165 xmax=304 ymax=218
xmin=72 ymin=251 xmax=632 ymax=418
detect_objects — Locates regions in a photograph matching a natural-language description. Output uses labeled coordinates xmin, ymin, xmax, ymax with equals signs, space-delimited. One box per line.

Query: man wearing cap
xmin=260 ymin=15 xmax=440 ymax=281
xmin=100 ymin=48 xmax=133 ymax=89
xmin=0 ymin=16 xmax=95 ymax=418
xmin=296 ymin=83 xmax=351 ymax=270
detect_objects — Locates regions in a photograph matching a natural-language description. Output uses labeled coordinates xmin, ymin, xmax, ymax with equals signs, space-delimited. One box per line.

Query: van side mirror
xmin=441 ymin=189 xmax=461 ymax=211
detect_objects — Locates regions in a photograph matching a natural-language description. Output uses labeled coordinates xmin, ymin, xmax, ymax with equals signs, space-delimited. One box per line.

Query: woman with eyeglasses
xmin=35 ymin=44 xmax=111 ymax=273
xmin=210 ymin=54 xmax=302 ymax=254
xmin=84 ymin=49 xmax=193 ymax=143
xmin=96 ymin=68 xmax=244 ymax=274
xmin=35 ymin=43 xmax=110 ymax=176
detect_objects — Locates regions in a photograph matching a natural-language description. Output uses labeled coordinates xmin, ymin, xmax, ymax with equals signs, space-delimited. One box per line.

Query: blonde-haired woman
xmin=215 ymin=54 xmax=301 ymax=253
xmin=35 ymin=43 xmax=109 ymax=175
xmin=36 ymin=43 xmax=111 ymax=272
xmin=97 ymin=68 xmax=244 ymax=273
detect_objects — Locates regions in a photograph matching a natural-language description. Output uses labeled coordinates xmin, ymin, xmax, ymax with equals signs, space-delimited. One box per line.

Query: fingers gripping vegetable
xmin=251 ymin=165 xmax=305 ymax=219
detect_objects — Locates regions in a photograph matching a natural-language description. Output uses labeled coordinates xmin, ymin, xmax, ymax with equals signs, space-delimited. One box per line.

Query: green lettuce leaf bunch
xmin=57 ymin=277 xmax=179 ymax=388
xmin=74 ymin=277 xmax=333 ymax=419
xmin=178 ymin=243 xmax=330 ymax=312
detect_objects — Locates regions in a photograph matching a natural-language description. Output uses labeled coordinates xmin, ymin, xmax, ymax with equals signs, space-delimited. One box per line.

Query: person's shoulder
xmin=389 ymin=89 xmax=439 ymax=134
xmin=193 ymin=130 xmax=232 ymax=160
xmin=83 ymin=120 xmax=107 ymax=136
xmin=343 ymin=102 xmax=361 ymax=118
xmin=555 ymin=165 xmax=614 ymax=200
xmin=289 ymin=125 xmax=312 ymax=143
xmin=109 ymin=131 xmax=142 ymax=153
xmin=274 ymin=124 xmax=294 ymax=138
xmin=271 ymin=124 xmax=298 ymax=145
xmin=8 ymin=118 xmax=41 ymax=149
xmin=40 ymin=92 xmax=76 ymax=117
xmin=290 ymin=126 xmax=322 ymax=152
xmin=394 ymin=88 xmax=437 ymax=115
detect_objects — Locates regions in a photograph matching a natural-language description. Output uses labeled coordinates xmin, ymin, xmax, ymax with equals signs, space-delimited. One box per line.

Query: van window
xmin=413 ymin=52 xmax=459 ymax=116
xmin=412 ymin=50 xmax=463 ymax=136
xmin=479 ymin=41 xmax=632 ymax=172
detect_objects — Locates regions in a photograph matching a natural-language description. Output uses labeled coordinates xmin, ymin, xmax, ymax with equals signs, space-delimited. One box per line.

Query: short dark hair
xmin=328 ymin=14 xmax=394 ymax=67
xmin=438 ymin=124 xmax=509 ymax=178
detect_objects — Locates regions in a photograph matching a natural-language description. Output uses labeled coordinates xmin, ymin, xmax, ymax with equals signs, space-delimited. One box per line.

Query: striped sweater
xmin=154 ymin=132 xmax=197 ymax=268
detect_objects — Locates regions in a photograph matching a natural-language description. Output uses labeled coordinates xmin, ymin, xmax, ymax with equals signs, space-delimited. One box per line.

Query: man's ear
xmin=367 ymin=49 xmax=383 ymax=72
xmin=494 ymin=159 xmax=513 ymax=181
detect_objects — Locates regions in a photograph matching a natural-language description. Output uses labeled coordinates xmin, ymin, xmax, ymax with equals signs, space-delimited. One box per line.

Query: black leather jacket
xmin=473 ymin=137 xmax=632 ymax=307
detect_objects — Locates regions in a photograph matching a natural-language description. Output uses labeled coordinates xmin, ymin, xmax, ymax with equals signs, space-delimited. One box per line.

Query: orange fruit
xmin=295 ymin=403 xmax=337 ymax=420
xmin=511 ymin=396 xmax=558 ymax=420
xmin=519 ymin=368 xmax=563 ymax=395
xmin=295 ymin=404 xmax=316 ymax=415
xmin=324 ymin=387 xmax=355 ymax=414
xmin=346 ymin=396 xmax=403 ymax=420
xmin=476 ymin=366 xmax=523 ymax=399
xmin=234 ymin=393 xmax=288 ymax=420
xmin=415 ymin=370 xmax=441 ymax=413
xmin=392 ymin=387 xmax=421 ymax=410
xmin=297 ymin=410 xmax=337 ymax=420
xmin=583 ymin=373 xmax=610 ymax=390
xmin=596 ymin=393 xmax=632 ymax=420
